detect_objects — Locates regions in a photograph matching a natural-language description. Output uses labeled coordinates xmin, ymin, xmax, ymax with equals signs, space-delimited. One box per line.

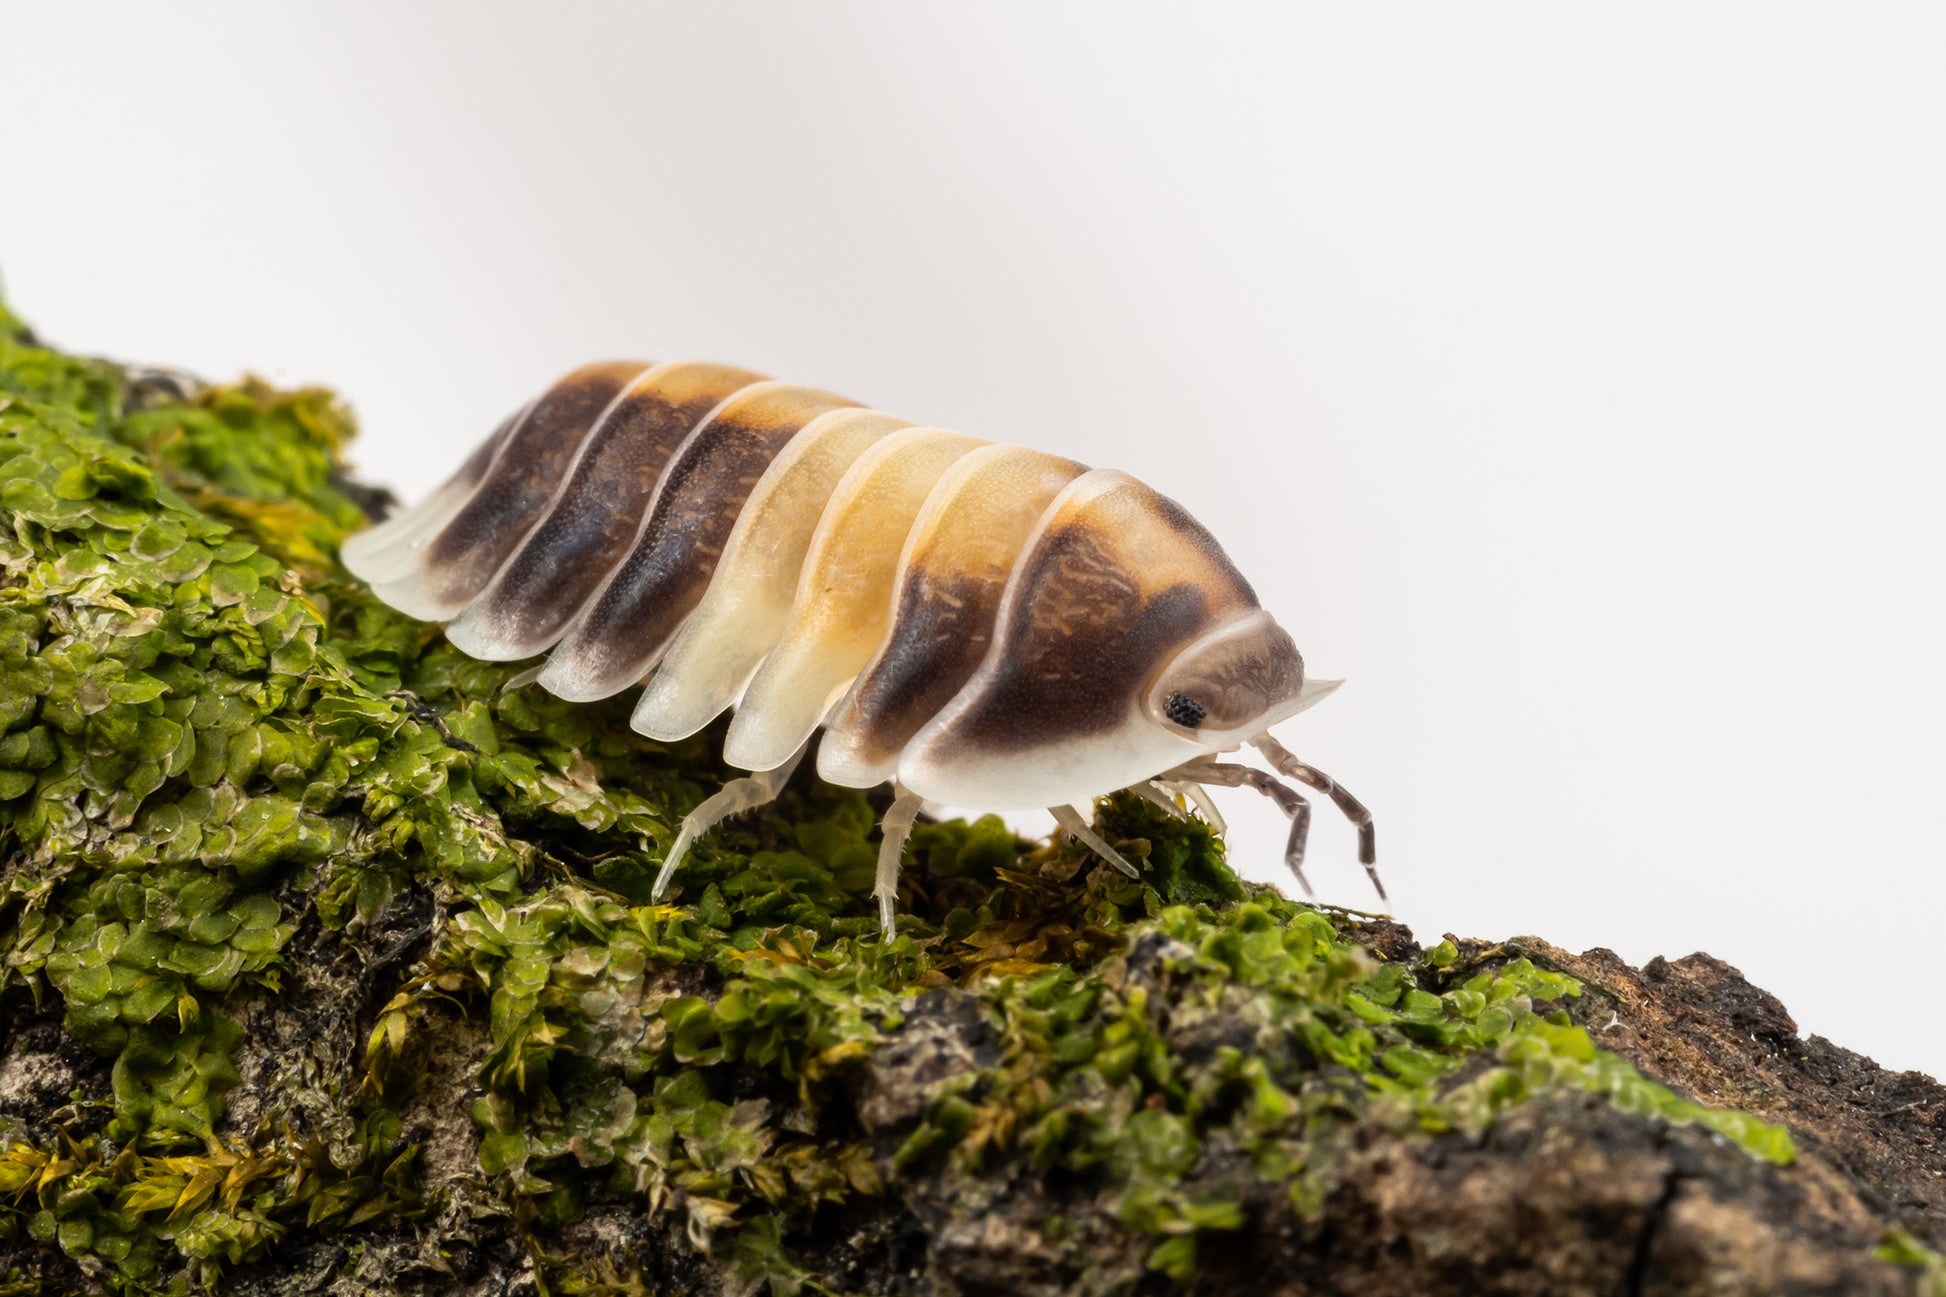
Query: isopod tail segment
xmin=343 ymin=358 xmax=1384 ymax=939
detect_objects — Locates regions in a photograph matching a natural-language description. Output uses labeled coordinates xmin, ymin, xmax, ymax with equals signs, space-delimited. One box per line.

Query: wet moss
xmin=0 ymin=298 xmax=1797 ymax=1294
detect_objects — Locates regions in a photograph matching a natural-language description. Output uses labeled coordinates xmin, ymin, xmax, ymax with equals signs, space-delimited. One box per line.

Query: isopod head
xmin=1143 ymin=609 xmax=1339 ymax=743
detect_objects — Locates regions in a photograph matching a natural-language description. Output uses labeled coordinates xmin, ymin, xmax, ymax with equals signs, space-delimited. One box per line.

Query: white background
xmin=5 ymin=6 xmax=1943 ymax=1080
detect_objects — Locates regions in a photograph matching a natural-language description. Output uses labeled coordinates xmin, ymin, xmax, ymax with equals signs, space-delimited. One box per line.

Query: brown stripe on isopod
xmin=537 ymin=381 xmax=860 ymax=701
xmin=896 ymin=471 xmax=1259 ymax=808
xmin=957 ymin=550 xmax=1206 ymax=748
xmin=629 ymin=407 xmax=916 ymax=743
xmin=339 ymin=402 xmax=533 ymax=585
xmin=724 ymin=427 xmax=989 ymax=773
xmin=375 ymin=360 xmax=652 ymax=620
xmin=817 ymin=444 xmax=1088 ymax=787
xmin=444 ymin=361 xmax=769 ymax=660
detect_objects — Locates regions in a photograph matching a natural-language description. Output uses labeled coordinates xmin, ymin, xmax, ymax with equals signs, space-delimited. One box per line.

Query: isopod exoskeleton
xmin=341 ymin=361 xmax=1381 ymax=933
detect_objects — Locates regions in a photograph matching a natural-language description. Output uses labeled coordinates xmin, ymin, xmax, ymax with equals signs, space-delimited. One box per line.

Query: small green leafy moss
xmin=0 ymin=292 xmax=1808 ymax=1294
xmin=1878 ymin=1229 xmax=1946 ymax=1297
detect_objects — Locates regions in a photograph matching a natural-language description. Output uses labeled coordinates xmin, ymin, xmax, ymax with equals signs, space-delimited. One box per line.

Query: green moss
xmin=0 ymin=294 xmax=1798 ymax=1294
xmin=1878 ymin=1229 xmax=1946 ymax=1297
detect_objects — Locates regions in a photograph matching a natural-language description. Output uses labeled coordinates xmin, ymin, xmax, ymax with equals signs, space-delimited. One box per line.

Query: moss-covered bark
xmin=0 ymin=295 xmax=1940 ymax=1295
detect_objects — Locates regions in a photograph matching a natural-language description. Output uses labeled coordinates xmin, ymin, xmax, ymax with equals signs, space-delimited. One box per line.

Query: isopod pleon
xmin=341 ymin=361 xmax=1380 ymax=934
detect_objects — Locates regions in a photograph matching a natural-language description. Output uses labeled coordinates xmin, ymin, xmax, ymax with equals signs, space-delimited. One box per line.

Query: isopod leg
xmin=1050 ymin=805 xmax=1141 ymax=879
xmin=1160 ymin=759 xmax=1317 ymax=898
xmin=1131 ymin=781 xmax=1189 ymax=821
xmin=1251 ymin=736 xmax=1384 ymax=902
xmin=1164 ymin=779 xmax=1227 ymax=834
xmin=875 ymin=785 xmax=925 ymax=940
xmin=650 ymin=745 xmax=808 ymax=901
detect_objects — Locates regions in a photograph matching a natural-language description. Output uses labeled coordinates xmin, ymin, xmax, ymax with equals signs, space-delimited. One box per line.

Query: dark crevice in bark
xmin=1627 ymin=1166 xmax=1686 ymax=1297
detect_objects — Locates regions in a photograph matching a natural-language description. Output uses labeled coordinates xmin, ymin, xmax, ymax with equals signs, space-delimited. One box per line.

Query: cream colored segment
xmin=901 ymin=703 xmax=1207 ymax=811
xmin=341 ymin=476 xmax=475 ymax=585
xmin=531 ymin=380 xmax=856 ymax=702
xmin=629 ymin=407 xmax=912 ymax=740
xmin=816 ymin=444 xmax=1087 ymax=788
xmin=341 ymin=399 xmax=536 ymax=584
xmin=898 ymin=444 xmax=1084 ymax=594
xmin=721 ymin=427 xmax=987 ymax=772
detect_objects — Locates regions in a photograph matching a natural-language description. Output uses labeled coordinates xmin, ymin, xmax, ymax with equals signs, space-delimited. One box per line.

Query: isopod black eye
xmin=1164 ymin=692 xmax=1207 ymax=728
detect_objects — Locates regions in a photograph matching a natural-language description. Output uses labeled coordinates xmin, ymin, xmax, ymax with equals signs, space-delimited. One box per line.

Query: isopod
xmin=341 ymin=361 xmax=1381 ymax=933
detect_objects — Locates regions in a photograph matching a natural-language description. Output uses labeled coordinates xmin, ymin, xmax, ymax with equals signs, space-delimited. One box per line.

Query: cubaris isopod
xmin=341 ymin=361 xmax=1382 ymax=934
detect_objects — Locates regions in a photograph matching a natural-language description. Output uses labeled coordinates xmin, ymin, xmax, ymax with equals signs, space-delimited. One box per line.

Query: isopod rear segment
xmin=343 ymin=361 xmax=1380 ymax=934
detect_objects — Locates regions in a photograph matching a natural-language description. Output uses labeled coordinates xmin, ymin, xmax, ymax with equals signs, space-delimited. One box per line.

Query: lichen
xmin=0 ymin=297 xmax=1798 ymax=1295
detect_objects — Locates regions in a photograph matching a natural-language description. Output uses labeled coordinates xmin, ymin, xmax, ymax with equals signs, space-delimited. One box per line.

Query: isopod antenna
xmin=1159 ymin=743 xmax=1381 ymax=904
xmin=1252 ymin=734 xmax=1382 ymax=902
